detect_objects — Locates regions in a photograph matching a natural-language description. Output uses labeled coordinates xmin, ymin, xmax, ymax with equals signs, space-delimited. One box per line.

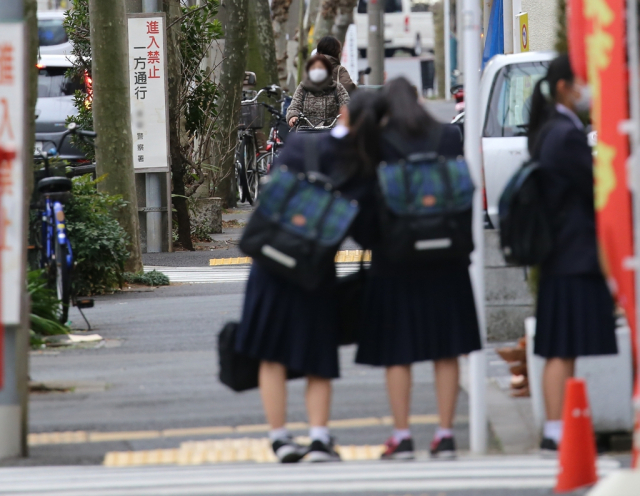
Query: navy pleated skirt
xmin=356 ymin=261 xmax=482 ymax=366
xmin=534 ymin=273 xmax=617 ymax=358
xmin=235 ymin=263 xmax=340 ymax=379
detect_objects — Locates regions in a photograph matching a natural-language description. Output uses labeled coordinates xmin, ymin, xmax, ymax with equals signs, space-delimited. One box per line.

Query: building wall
xmin=520 ymin=0 xmax=558 ymax=51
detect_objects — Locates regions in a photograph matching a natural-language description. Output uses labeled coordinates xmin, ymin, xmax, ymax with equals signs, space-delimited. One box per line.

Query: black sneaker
xmin=381 ymin=437 xmax=415 ymax=460
xmin=430 ymin=436 xmax=456 ymax=460
xmin=306 ymin=438 xmax=342 ymax=462
xmin=272 ymin=437 xmax=308 ymax=463
xmin=540 ymin=437 xmax=559 ymax=457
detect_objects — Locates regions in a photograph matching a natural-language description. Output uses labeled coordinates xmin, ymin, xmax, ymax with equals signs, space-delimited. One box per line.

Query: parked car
xmin=36 ymin=54 xmax=88 ymax=163
xmin=38 ymin=10 xmax=71 ymax=56
xmin=356 ymin=0 xmax=435 ymax=57
xmin=480 ymin=51 xmax=555 ymax=228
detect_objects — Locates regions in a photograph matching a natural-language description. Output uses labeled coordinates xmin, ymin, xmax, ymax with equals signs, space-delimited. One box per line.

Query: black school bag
xmin=376 ymin=126 xmax=475 ymax=262
xmin=498 ymin=160 xmax=553 ymax=266
xmin=239 ymin=134 xmax=360 ymax=290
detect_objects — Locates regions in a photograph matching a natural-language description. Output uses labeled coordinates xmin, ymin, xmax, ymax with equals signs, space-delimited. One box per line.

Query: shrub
xmin=65 ymin=175 xmax=130 ymax=295
xmin=28 ymin=269 xmax=69 ymax=347
xmin=123 ymin=270 xmax=170 ymax=287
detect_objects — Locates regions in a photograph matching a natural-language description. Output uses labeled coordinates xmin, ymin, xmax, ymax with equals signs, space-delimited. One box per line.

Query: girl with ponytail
xmin=526 ymin=54 xmax=616 ymax=454
xmin=235 ymin=91 xmax=385 ymax=464
xmin=355 ymin=77 xmax=482 ymax=461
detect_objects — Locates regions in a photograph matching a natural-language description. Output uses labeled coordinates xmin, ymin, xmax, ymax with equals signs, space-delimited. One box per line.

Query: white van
xmin=38 ymin=10 xmax=72 ymax=57
xmin=356 ymin=0 xmax=435 ymax=57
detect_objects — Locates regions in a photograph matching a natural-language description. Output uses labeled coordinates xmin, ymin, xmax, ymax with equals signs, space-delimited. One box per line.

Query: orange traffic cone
xmin=555 ymin=378 xmax=598 ymax=493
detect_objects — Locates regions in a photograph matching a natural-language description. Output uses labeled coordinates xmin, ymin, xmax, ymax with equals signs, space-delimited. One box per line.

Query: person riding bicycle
xmin=286 ymin=54 xmax=350 ymax=129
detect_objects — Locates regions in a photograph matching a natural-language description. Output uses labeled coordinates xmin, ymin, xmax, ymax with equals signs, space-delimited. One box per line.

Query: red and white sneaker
xmin=380 ymin=437 xmax=415 ymax=460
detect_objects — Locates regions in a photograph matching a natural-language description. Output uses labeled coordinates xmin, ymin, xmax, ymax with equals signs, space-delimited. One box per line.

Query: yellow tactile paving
xmin=29 ymin=414 xmax=467 ymax=446
xmin=103 ymin=437 xmax=387 ymax=467
xmin=209 ymin=250 xmax=372 ymax=266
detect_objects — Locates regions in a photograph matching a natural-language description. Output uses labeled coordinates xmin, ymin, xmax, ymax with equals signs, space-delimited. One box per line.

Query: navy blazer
xmin=533 ymin=112 xmax=601 ymax=276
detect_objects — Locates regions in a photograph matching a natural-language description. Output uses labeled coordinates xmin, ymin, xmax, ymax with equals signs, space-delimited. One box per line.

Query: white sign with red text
xmin=0 ymin=22 xmax=25 ymax=326
xmin=341 ymin=23 xmax=359 ymax=85
xmin=127 ymin=15 xmax=169 ymax=172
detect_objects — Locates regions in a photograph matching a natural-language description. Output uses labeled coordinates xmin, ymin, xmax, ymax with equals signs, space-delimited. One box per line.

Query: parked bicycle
xmin=236 ymin=84 xmax=283 ymax=205
xmin=292 ymin=112 xmax=341 ymax=133
xmin=32 ymin=122 xmax=96 ymax=323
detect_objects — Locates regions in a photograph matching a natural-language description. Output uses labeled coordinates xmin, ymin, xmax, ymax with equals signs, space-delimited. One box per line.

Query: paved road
xmin=23 ymin=283 xmax=472 ymax=466
xmin=0 ymin=457 xmax=619 ymax=495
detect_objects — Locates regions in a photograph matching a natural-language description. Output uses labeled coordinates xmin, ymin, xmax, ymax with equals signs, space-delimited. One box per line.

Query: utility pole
xmin=462 ymin=0 xmax=487 ymax=455
xmin=0 ymin=0 xmax=29 ymax=461
xmin=444 ymin=0 xmax=451 ymax=100
xmin=367 ymin=0 xmax=384 ymax=85
xmin=89 ymin=0 xmax=143 ymax=272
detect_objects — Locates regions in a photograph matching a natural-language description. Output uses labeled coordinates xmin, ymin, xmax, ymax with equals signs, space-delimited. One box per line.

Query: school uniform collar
xmin=555 ymin=104 xmax=584 ymax=131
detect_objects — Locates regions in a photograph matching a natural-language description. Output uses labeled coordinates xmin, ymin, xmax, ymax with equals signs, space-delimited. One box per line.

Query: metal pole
xmin=625 ymin=0 xmax=640 ymax=470
xmin=444 ymin=0 xmax=451 ymax=100
xmin=368 ymin=0 xmax=384 ymax=85
xmin=462 ymin=0 xmax=487 ymax=455
xmin=142 ymin=0 xmax=162 ymax=253
xmin=0 ymin=0 xmax=27 ymax=461
xmin=456 ymin=0 xmax=464 ymax=85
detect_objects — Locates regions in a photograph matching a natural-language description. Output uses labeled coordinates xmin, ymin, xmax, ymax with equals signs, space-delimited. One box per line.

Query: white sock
xmin=393 ymin=429 xmax=412 ymax=443
xmin=435 ymin=427 xmax=453 ymax=440
xmin=269 ymin=427 xmax=290 ymax=442
xmin=543 ymin=420 xmax=563 ymax=444
xmin=309 ymin=426 xmax=331 ymax=445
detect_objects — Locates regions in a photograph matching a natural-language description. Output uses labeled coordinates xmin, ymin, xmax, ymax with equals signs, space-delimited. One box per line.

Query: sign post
xmin=127 ymin=13 xmax=172 ymax=253
xmin=0 ymin=0 xmax=27 ymax=460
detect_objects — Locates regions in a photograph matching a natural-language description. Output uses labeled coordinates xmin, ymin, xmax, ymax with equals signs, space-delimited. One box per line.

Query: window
xmin=357 ymin=0 xmax=367 ymax=13
xmin=483 ymin=61 xmax=550 ymax=138
xmin=411 ymin=0 xmax=431 ymax=12
xmin=38 ymin=67 xmax=84 ymax=98
xmin=38 ymin=19 xmax=68 ymax=47
xmin=385 ymin=0 xmax=403 ymax=13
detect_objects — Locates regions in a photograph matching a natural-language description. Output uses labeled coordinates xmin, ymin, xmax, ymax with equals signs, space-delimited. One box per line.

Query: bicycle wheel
xmin=244 ymin=136 xmax=260 ymax=205
xmin=54 ymin=236 xmax=71 ymax=324
xmin=256 ymin=151 xmax=273 ymax=178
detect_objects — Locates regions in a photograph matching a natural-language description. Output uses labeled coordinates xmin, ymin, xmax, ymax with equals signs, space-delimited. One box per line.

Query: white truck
xmin=356 ymin=0 xmax=435 ymax=57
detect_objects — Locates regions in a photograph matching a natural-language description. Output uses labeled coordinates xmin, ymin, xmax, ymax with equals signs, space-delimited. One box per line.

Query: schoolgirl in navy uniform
xmin=235 ymin=92 xmax=384 ymax=463
xmin=527 ymin=54 xmax=617 ymax=453
xmin=355 ymin=78 xmax=482 ymax=460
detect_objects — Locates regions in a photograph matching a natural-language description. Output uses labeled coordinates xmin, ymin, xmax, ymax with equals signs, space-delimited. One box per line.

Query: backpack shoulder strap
xmin=304 ymin=133 xmax=320 ymax=173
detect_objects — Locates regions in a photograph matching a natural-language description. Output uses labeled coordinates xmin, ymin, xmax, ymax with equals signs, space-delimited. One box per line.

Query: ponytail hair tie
xmin=539 ymin=79 xmax=552 ymax=102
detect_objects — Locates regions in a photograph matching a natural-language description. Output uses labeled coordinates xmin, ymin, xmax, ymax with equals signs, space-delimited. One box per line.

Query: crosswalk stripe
xmin=145 ymin=264 xmax=364 ymax=284
xmin=0 ymin=458 xmax=621 ymax=494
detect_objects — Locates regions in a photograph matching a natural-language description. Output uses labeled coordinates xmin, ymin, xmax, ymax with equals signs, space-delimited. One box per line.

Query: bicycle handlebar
xmin=242 ymin=84 xmax=282 ymax=104
xmin=293 ymin=113 xmax=341 ymax=131
xmin=35 ymin=123 xmax=97 ymax=174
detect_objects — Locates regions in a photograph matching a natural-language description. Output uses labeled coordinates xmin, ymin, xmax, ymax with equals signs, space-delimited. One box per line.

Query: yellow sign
xmin=517 ymin=13 xmax=529 ymax=52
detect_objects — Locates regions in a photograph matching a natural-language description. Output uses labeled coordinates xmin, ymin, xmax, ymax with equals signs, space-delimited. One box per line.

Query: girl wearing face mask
xmin=286 ymin=54 xmax=350 ymax=128
xmin=527 ymin=54 xmax=617 ymax=454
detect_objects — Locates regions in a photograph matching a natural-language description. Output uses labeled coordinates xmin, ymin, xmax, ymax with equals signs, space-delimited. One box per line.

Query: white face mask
xmin=574 ymin=83 xmax=592 ymax=114
xmin=309 ymin=68 xmax=328 ymax=83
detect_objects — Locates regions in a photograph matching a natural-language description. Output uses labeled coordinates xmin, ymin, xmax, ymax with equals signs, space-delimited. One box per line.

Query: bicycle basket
xmin=239 ymin=103 xmax=264 ymax=129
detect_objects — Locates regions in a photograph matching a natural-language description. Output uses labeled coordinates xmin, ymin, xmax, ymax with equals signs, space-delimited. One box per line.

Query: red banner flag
xmin=568 ymin=0 xmax=587 ymax=81
xmin=582 ymin=0 xmax=638 ymax=465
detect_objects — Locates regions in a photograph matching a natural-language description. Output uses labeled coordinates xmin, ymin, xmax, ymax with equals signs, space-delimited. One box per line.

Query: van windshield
xmin=38 ymin=18 xmax=68 ymax=47
xmin=38 ymin=67 xmax=84 ymax=98
xmin=483 ymin=61 xmax=550 ymax=138
xmin=357 ymin=0 xmax=403 ymax=13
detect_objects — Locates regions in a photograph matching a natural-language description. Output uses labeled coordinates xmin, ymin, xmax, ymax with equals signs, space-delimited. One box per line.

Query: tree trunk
xmin=89 ymin=0 xmax=143 ymax=272
xmin=163 ymin=0 xmax=193 ymax=250
xmin=271 ymin=0 xmax=293 ymax=89
xmin=332 ymin=0 xmax=357 ymax=46
xmin=247 ymin=0 xmax=279 ymax=90
xmin=313 ymin=0 xmax=338 ymax=46
xmin=434 ymin=0 xmax=445 ymax=99
xmin=215 ymin=0 xmax=249 ymax=207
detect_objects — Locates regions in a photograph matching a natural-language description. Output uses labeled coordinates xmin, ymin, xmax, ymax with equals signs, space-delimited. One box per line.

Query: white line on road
xmin=0 ymin=457 xmax=621 ymax=495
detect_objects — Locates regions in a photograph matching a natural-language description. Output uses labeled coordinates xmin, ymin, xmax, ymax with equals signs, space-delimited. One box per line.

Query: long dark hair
xmin=382 ymin=77 xmax=439 ymax=138
xmin=527 ymin=54 xmax=574 ymax=154
xmin=317 ymin=36 xmax=342 ymax=59
xmin=345 ymin=90 xmax=387 ymax=177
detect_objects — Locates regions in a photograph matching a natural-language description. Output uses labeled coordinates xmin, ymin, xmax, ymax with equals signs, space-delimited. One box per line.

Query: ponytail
xmin=345 ymin=91 xmax=387 ymax=177
xmin=527 ymin=54 xmax=575 ymax=154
